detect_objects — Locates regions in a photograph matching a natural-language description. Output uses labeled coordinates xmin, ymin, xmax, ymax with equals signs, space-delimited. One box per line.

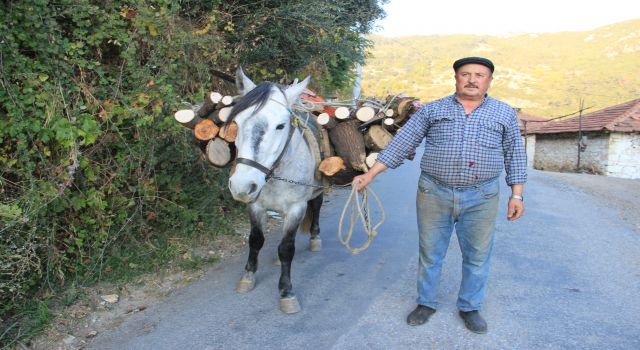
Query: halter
xmin=234 ymin=90 xmax=301 ymax=181
xmin=234 ymin=115 xmax=297 ymax=180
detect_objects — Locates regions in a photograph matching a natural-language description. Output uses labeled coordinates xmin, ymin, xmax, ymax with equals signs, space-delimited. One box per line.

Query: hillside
xmin=361 ymin=19 xmax=640 ymax=117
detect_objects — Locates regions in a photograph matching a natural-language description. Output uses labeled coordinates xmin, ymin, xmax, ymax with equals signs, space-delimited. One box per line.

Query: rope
xmin=338 ymin=182 xmax=385 ymax=254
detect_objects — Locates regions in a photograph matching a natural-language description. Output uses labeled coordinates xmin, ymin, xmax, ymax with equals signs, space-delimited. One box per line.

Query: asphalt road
xmin=89 ymin=150 xmax=640 ymax=350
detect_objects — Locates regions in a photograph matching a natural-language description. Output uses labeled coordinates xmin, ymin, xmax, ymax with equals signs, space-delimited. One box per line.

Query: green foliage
xmin=0 ymin=0 xmax=386 ymax=345
xmin=362 ymin=19 xmax=640 ymax=117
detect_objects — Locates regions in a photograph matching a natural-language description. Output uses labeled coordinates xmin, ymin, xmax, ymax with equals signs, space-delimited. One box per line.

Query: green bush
xmin=0 ymin=0 xmax=385 ymax=345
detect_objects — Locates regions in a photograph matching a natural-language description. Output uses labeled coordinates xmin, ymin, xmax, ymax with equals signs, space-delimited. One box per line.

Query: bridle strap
xmin=235 ymin=118 xmax=297 ymax=179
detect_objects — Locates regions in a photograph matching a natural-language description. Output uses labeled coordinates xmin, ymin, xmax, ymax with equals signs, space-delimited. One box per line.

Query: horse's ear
xmin=284 ymin=76 xmax=310 ymax=106
xmin=236 ymin=67 xmax=256 ymax=96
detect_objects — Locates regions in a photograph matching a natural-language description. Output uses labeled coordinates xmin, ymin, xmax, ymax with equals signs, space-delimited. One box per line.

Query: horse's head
xmin=228 ymin=68 xmax=310 ymax=203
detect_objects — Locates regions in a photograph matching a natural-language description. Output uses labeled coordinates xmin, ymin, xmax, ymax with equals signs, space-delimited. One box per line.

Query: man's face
xmin=454 ymin=64 xmax=493 ymax=100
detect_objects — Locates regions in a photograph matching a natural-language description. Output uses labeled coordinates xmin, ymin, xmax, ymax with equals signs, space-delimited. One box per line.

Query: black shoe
xmin=459 ymin=310 xmax=487 ymax=334
xmin=406 ymin=305 xmax=436 ymax=326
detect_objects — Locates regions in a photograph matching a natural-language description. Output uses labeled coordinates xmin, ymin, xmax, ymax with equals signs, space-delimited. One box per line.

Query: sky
xmin=375 ymin=0 xmax=640 ymax=36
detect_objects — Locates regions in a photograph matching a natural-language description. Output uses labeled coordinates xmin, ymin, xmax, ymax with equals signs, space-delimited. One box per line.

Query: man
xmin=352 ymin=56 xmax=526 ymax=334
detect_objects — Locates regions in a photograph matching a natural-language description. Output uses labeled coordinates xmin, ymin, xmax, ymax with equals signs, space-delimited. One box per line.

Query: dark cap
xmin=453 ymin=57 xmax=494 ymax=73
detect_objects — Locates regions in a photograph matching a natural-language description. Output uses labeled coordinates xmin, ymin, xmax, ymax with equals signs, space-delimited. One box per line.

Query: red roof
xmin=533 ymin=98 xmax=640 ymax=134
xmin=517 ymin=112 xmax=549 ymax=134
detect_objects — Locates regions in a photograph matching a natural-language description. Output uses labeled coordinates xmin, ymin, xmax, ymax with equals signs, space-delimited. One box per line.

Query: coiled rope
xmin=338 ymin=182 xmax=385 ymax=254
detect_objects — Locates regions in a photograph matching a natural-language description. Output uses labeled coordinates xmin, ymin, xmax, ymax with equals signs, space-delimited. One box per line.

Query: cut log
xmin=328 ymin=119 xmax=367 ymax=172
xmin=334 ymin=106 xmax=351 ymax=120
xmin=194 ymin=119 xmax=220 ymax=141
xmin=365 ymin=152 xmax=379 ymax=169
xmin=206 ymin=137 xmax=235 ymax=167
xmin=383 ymin=117 xmax=395 ymax=126
xmin=355 ymin=106 xmax=376 ymax=122
xmin=174 ymin=109 xmax=201 ymax=129
xmin=221 ymin=95 xmax=234 ymax=106
xmin=364 ymin=125 xmax=393 ymax=152
xmin=197 ymin=92 xmax=222 ymax=118
xmin=317 ymin=112 xmax=338 ymax=129
xmin=318 ymin=156 xmax=346 ymax=176
xmin=319 ymin=128 xmax=334 ymax=158
xmin=217 ymin=106 xmax=233 ymax=123
xmin=219 ymin=122 xmax=238 ymax=142
xmin=385 ymin=108 xmax=394 ymax=117
xmin=209 ymin=92 xmax=223 ymax=104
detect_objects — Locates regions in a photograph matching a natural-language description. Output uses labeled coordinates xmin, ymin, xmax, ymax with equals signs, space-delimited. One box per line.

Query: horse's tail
xmin=299 ymin=204 xmax=313 ymax=234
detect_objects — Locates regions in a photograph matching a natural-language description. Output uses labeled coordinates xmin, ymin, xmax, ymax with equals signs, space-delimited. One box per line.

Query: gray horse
xmin=227 ymin=69 xmax=323 ymax=313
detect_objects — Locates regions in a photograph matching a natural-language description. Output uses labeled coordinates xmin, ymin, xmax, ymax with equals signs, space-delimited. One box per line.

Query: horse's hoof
xmin=309 ymin=238 xmax=322 ymax=252
xmin=279 ymin=295 xmax=301 ymax=314
xmin=236 ymin=272 xmax=255 ymax=293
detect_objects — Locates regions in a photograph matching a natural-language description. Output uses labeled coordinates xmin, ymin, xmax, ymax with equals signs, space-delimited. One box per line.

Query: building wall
xmin=524 ymin=135 xmax=536 ymax=167
xmin=533 ymin=132 xmax=609 ymax=173
xmin=606 ymin=132 xmax=640 ymax=179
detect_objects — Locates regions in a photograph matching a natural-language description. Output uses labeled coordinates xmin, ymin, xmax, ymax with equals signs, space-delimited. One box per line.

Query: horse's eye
xmin=276 ymin=123 xmax=285 ymax=130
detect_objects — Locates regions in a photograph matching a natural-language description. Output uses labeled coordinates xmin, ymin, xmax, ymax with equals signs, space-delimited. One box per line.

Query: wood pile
xmin=315 ymin=94 xmax=422 ymax=185
xmin=174 ymin=91 xmax=422 ymax=185
xmin=174 ymin=91 xmax=238 ymax=168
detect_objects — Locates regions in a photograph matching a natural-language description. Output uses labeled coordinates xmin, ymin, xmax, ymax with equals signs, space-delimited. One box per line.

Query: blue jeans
xmin=415 ymin=173 xmax=500 ymax=311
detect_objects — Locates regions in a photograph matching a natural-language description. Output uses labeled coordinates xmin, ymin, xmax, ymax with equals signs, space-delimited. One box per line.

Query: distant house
xmin=517 ymin=112 xmax=549 ymax=168
xmin=527 ymin=98 xmax=640 ymax=179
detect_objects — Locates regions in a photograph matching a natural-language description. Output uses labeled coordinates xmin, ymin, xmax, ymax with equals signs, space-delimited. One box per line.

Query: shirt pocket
xmin=478 ymin=120 xmax=503 ymax=149
xmin=426 ymin=115 xmax=454 ymax=145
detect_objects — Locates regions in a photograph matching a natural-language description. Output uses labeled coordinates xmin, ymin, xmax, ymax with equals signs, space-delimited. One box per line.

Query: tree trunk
xmin=328 ymin=119 xmax=367 ymax=172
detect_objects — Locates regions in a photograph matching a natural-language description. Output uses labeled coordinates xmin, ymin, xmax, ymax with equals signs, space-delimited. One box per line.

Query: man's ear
xmin=235 ymin=67 xmax=256 ymax=96
xmin=284 ymin=76 xmax=310 ymax=106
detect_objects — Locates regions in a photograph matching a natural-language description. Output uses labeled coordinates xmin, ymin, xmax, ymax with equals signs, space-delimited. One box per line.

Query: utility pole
xmin=576 ymin=98 xmax=584 ymax=171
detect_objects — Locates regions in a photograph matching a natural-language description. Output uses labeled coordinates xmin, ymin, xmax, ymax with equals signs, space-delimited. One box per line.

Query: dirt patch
xmin=25 ymin=227 xmax=252 ymax=350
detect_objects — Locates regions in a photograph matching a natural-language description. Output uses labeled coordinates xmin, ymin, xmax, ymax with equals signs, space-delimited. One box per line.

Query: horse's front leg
xmin=236 ymin=204 xmax=266 ymax=293
xmin=278 ymin=203 xmax=306 ymax=314
xmin=308 ymin=193 xmax=323 ymax=252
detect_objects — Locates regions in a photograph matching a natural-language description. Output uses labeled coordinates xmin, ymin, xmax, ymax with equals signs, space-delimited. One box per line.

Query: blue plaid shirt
xmin=377 ymin=94 xmax=527 ymax=187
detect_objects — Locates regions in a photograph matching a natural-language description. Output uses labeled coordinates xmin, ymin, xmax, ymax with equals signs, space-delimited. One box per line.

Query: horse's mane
xmin=227 ymin=82 xmax=287 ymax=123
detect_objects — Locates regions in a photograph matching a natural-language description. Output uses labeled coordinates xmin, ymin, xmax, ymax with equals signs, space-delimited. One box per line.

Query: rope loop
xmin=338 ymin=182 xmax=385 ymax=254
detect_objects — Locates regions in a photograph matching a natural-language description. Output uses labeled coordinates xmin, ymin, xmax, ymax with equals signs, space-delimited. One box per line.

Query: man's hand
xmin=352 ymin=173 xmax=374 ymax=192
xmin=351 ymin=162 xmax=388 ymax=192
xmin=507 ymin=198 xmax=525 ymax=221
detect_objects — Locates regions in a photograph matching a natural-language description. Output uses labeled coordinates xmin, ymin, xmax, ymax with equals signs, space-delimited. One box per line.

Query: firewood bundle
xmin=173 ymin=91 xmax=238 ymax=167
xmin=174 ymin=91 xmax=422 ymax=186
xmin=316 ymin=94 xmax=422 ymax=185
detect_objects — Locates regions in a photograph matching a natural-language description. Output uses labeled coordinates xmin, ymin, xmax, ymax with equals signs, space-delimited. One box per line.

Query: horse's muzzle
xmin=228 ymin=178 xmax=261 ymax=204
